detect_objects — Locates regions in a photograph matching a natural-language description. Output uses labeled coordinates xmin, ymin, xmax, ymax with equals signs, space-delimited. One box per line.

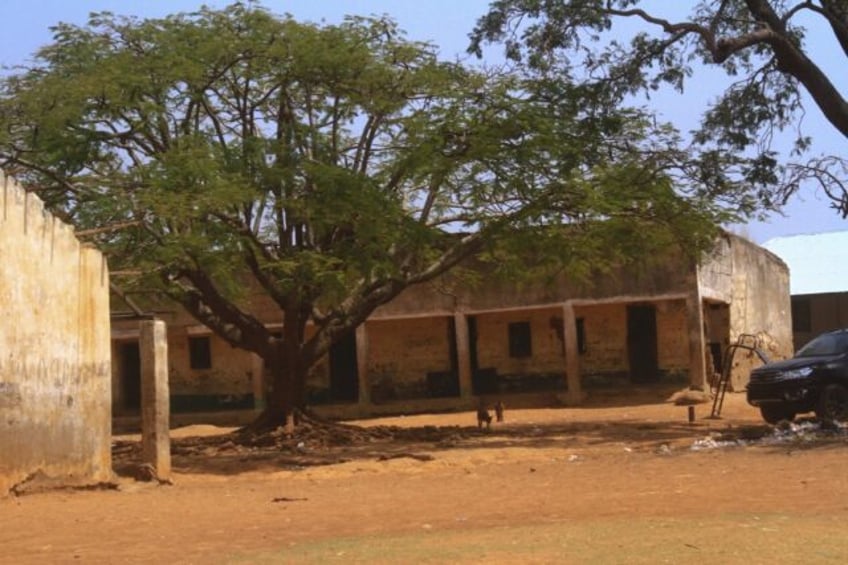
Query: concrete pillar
xmin=140 ymin=319 xmax=171 ymax=480
xmin=356 ymin=324 xmax=370 ymax=405
xmin=562 ymin=302 xmax=582 ymax=404
xmin=686 ymin=274 xmax=708 ymax=391
xmin=454 ymin=312 xmax=473 ymax=398
xmin=250 ymin=353 xmax=265 ymax=411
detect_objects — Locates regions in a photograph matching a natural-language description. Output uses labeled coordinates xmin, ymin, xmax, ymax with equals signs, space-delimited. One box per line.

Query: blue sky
xmin=1 ymin=0 xmax=845 ymax=243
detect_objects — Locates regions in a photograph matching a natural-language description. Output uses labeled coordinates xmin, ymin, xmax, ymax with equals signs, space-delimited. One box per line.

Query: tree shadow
xmin=109 ymin=415 xmax=762 ymax=479
xmin=111 ymin=395 xmax=848 ymax=480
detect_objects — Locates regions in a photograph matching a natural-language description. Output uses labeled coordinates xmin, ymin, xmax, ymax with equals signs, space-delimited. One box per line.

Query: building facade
xmin=111 ymin=232 xmax=792 ymax=419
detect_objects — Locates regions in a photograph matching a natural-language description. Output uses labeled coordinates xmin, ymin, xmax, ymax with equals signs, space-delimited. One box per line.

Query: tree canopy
xmin=471 ymin=0 xmax=848 ymax=216
xmin=0 ymin=3 xmax=754 ymax=422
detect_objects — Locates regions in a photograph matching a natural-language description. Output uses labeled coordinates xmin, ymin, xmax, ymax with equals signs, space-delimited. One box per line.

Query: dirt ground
xmin=3 ymin=388 xmax=848 ymax=564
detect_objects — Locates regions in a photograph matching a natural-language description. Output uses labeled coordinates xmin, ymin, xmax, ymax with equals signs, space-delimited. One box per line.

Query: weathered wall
xmin=374 ymin=252 xmax=692 ymax=319
xmin=106 ymin=230 xmax=789 ymax=416
xmin=110 ymin=322 xmax=257 ymax=413
xmin=109 ymin=285 xmax=698 ymax=409
xmin=578 ymin=303 xmax=626 ymax=376
xmin=724 ymin=235 xmax=792 ymax=389
xmin=355 ymin=301 xmax=691 ymax=397
xmin=0 ymin=173 xmax=111 ymax=496
xmin=699 ymin=236 xmax=734 ymax=303
xmin=575 ymin=300 xmax=689 ymax=384
xmin=166 ymin=330 xmax=254 ymax=397
xmin=655 ymin=300 xmax=690 ymax=374
xmin=474 ymin=307 xmax=565 ymax=379
xmin=366 ymin=316 xmax=453 ymax=400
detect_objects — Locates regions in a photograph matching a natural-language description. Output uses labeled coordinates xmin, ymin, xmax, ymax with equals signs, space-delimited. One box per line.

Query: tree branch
xmin=819 ymin=0 xmax=848 ymax=58
xmin=743 ymin=0 xmax=848 ymax=138
xmin=607 ymin=1 xmax=848 ymax=139
xmin=76 ymin=219 xmax=142 ymax=237
xmin=167 ymin=267 xmax=274 ymax=358
xmin=606 ymin=7 xmax=718 ymax=53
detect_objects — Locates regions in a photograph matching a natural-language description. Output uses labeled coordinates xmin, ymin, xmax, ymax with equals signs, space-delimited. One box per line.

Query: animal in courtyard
xmin=494 ymin=400 xmax=505 ymax=422
xmin=476 ymin=402 xmax=492 ymax=429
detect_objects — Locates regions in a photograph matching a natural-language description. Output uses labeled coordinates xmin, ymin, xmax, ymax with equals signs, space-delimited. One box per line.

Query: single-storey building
xmin=110 ymin=232 xmax=793 ymax=420
xmin=763 ymin=230 xmax=848 ymax=351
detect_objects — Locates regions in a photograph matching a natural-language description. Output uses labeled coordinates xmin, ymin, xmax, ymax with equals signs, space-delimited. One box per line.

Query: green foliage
xmin=0 ymin=2 xmax=739 ymax=389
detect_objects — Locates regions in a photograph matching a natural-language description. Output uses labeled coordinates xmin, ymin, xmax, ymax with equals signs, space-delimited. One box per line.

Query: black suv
xmin=747 ymin=328 xmax=848 ymax=424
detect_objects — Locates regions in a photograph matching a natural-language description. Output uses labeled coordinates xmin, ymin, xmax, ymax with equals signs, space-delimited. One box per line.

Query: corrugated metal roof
xmin=762 ymin=231 xmax=848 ymax=295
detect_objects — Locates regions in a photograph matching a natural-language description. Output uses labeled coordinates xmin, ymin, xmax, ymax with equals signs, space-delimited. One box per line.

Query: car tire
xmin=759 ymin=404 xmax=796 ymax=424
xmin=816 ymin=384 xmax=848 ymax=422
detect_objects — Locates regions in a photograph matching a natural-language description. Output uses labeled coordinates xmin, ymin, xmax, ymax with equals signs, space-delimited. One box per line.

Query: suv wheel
xmin=759 ymin=404 xmax=796 ymax=424
xmin=816 ymin=384 xmax=848 ymax=422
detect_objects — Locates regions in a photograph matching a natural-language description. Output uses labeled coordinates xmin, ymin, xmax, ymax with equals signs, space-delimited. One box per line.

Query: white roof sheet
xmin=762 ymin=231 xmax=848 ymax=295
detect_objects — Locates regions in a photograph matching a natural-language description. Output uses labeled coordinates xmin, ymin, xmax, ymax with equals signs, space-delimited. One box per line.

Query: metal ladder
xmin=709 ymin=333 xmax=770 ymax=419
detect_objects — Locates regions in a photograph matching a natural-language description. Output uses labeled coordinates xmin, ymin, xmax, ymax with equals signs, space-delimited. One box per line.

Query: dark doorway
xmin=627 ymin=305 xmax=659 ymax=383
xmin=120 ymin=341 xmax=141 ymax=412
xmin=428 ymin=317 xmax=461 ymax=398
xmin=329 ymin=332 xmax=359 ymax=403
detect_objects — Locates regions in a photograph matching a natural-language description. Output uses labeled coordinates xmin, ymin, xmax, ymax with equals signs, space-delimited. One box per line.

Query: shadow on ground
xmin=112 ymin=398 xmax=848 ymax=480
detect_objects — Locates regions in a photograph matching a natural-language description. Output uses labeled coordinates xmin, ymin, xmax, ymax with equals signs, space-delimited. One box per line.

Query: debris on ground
xmin=112 ymin=417 xmax=470 ymax=475
xmin=271 ymin=496 xmax=307 ymax=503
xmin=690 ymin=419 xmax=848 ymax=451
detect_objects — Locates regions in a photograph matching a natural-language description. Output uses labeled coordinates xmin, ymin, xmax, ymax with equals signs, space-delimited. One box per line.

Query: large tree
xmin=0 ymin=3 xmax=750 ymax=426
xmin=471 ymin=0 xmax=848 ymax=215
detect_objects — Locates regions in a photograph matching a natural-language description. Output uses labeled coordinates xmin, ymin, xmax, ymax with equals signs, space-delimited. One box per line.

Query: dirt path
xmin=3 ymin=392 xmax=848 ymax=564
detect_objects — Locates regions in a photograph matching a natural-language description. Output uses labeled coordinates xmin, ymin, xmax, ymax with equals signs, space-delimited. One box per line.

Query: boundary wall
xmin=0 ymin=173 xmax=111 ymax=496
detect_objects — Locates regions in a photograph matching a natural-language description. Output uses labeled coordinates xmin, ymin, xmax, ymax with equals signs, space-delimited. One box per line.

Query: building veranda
xmin=110 ymin=232 xmax=792 ymax=420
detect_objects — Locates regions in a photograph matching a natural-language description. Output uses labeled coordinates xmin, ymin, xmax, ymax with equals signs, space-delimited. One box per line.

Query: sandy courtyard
xmin=3 ymin=389 xmax=848 ymax=564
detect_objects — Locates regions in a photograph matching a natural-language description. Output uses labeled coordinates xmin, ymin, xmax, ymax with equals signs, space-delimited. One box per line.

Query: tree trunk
xmin=252 ymin=333 xmax=310 ymax=431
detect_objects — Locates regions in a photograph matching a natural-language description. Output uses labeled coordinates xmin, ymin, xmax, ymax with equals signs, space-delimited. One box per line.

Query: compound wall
xmin=0 ymin=173 xmax=112 ymax=496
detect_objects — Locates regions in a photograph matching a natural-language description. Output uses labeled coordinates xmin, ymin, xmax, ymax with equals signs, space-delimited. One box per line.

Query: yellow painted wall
xmin=578 ymin=304 xmax=627 ymax=374
xmin=577 ymin=300 xmax=689 ymax=379
xmin=474 ymin=308 xmax=565 ymax=376
xmin=166 ymin=330 xmax=254 ymax=396
xmin=0 ymin=173 xmax=112 ymax=496
xmin=366 ymin=316 xmax=453 ymax=398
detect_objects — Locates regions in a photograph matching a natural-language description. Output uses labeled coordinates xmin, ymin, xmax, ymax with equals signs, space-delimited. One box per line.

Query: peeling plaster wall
xmin=699 ymin=234 xmax=793 ymax=391
xmin=473 ymin=307 xmax=565 ymax=379
xmin=578 ymin=303 xmax=626 ymax=375
xmin=0 ymin=173 xmax=111 ymax=496
xmin=166 ymin=330 xmax=254 ymax=396
xmin=366 ymin=317 xmax=453 ymax=399
xmin=701 ymin=234 xmax=792 ymax=390
xmin=727 ymin=236 xmax=793 ymax=389
xmin=575 ymin=300 xmax=689 ymax=383
xmin=372 ymin=252 xmax=692 ymax=318
xmin=699 ymin=236 xmax=734 ymax=303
